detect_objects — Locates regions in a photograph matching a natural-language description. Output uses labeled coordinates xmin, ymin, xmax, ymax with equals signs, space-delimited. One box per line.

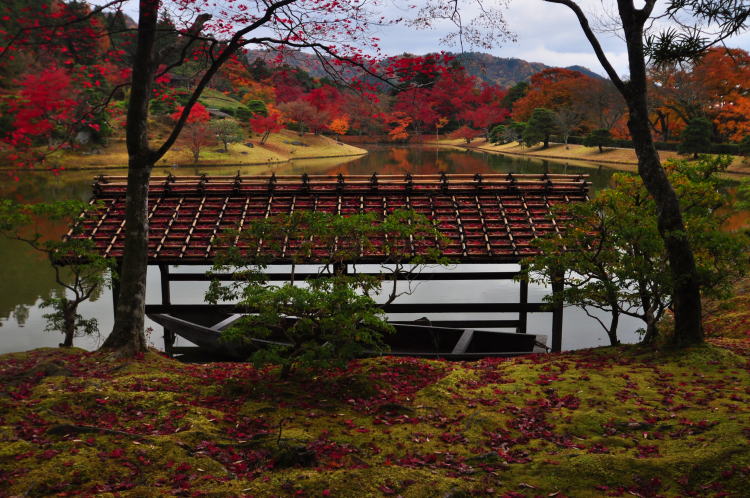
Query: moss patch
xmin=0 ymin=343 xmax=749 ymax=496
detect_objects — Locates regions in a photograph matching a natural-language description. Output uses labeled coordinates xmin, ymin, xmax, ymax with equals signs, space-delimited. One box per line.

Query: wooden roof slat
xmin=495 ymin=194 xmax=519 ymax=258
xmin=405 ymin=194 xmax=415 ymax=258
xmin=280 ymin=195 xmax=297 ymax=259
xmin=204 ymin=196 xmax=229 ymax=258
xmin=475 ymin=195 xmax=493 ymax=257
xmin=103 ymin=218 xmax=126 ymax=258
xmin=154 ymin=197 xmax=184 ymax=257
xmin=450 ymin=195 xmax=468 ymax=258
xmin=179 ymin=197 xmax=206 ymax=260
xmin=231 ymin=197 xmax=251 ymax=251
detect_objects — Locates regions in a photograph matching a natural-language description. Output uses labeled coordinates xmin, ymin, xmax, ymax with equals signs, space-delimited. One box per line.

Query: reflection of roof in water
xmin=70 ymin=173 xmax=589 ymax=264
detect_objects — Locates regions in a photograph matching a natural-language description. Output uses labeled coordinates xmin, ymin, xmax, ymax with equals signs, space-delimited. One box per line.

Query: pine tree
xmin=679 ymin=117 xmax=713 ymax=159
xmin=523 ymin=108 xmax=556 ymax=148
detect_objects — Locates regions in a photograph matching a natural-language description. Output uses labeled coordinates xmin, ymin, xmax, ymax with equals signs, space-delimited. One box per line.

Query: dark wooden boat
xmin=148 ymin=312 xmax=548 ymax=360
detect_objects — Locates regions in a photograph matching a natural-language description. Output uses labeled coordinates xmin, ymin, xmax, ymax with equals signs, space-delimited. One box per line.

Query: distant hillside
xmin=245 ymin=49 xmax=604 ymax=88
xmin=451 ymin=52 xmax=603 ymax=86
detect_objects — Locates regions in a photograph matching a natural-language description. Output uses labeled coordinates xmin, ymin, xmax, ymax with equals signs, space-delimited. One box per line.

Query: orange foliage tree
xmin=647 ymin=47 xmax=750 ymax=143
xmin=511 ymin=68 xmax=591 ymax=121
xmin=328 ymin=115 xmax=350 ymax=141
xmin=386 ymin=113 xmax=413 ymax=142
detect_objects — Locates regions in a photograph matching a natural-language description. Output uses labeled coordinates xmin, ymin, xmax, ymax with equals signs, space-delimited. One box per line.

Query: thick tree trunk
xmin=101 ymin=162 xmax=151 ymax=355
xmin=100 ymin=0 xmax=158 ymax=356
xmin=620 ymin=6 xmax=703 ymax=347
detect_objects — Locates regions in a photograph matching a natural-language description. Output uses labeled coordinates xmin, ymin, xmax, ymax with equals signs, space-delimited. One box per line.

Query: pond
xmin=0 ymin=145 xmax=644 ymax=354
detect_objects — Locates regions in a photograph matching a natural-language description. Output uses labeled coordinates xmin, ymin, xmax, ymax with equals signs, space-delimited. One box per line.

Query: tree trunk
xmin=100 ymin=0 xmax=158 ymax=356
xmin=101 ymin=162 xmax=151 ymax=355
xmin=620 ymin=4 xmax=703 ymax=347
xmin=607 ymin=310 xmax=620 ymax=346
xmin=61 ymin=302 xmax=75 ymax=348
xmin=607 ymin=287 xmax=620 ymax=346
xmin=642 ymin=309 xmax=659 ymax=344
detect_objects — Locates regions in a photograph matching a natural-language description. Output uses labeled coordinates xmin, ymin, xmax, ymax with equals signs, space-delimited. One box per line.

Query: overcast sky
xmin=94 ymin=0 xmax=750 ymax=78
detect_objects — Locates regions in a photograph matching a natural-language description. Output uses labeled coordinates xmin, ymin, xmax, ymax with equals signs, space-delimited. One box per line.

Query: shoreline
xmin=429 ymin=138 xmax=750 ymax=179
xmin=0 ymin=151 xmax=369 ymax=173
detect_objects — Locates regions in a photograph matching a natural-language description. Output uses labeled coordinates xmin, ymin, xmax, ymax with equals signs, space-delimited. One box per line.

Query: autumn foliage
xmin=170 ymin=103 xmax=212 ymax=162
xmin=249 ymin=109 xmax=284 ymax=144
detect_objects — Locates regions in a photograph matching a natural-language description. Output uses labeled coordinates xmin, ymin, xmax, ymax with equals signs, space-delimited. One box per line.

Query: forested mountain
xmin=451 ymin=52 xmax=603 ymax=86
xmin=245 ymin=49 xmax=603 ymax=87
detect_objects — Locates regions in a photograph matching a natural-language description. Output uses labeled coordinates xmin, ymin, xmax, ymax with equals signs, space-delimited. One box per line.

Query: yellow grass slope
xmin=52 ymin=129 xmax=367 ymax=170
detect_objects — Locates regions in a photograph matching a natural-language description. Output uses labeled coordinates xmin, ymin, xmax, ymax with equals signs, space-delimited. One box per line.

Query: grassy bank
xmin=436 ymin=138 xmax=750 ymax=179
xmin=47 ymin=130 xmax=367 ymax=171
xmin=1 ymin=335 xmax=748 ymax=496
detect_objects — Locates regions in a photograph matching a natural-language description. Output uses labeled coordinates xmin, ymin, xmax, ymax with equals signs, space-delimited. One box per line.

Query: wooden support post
xmin=111 ymin=259 xmax=122 ymax=312
xmin=159 ymin=264 xmax=175 ymax=356
xmin=551 ymin=270 xmax=564 ymax=352
xmin=518 ymin=264 xmax=528 ymax=334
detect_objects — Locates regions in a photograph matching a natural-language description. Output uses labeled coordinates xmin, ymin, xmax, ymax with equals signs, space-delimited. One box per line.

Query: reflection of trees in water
xmin=0 ymin=173 xmax=103 ymax=326
xmin=334 ymin=147 xmax=493 ymax=176
xmin=0 ymin=172 xmax=95 ymax=204
xmin=0 ymin=237 xmax=60 ymax=324
xmin=11 ymin=304 xmax=30 ymax=327
xmin=324 ymin=147 xmax=613 ymax=193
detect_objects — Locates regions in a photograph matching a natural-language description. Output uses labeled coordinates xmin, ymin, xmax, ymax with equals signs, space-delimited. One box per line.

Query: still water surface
xmin=0 ymin=146 xmax=643 ymax=354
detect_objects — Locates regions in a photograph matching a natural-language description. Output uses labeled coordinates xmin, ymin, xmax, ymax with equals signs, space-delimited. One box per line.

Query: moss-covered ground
xmin=1 ymin=337 xmax=749 ymax=497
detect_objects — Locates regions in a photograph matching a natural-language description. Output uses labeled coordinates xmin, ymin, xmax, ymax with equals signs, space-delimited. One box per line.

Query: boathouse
xmin=69 ymin=173 xmax=590 ymax=357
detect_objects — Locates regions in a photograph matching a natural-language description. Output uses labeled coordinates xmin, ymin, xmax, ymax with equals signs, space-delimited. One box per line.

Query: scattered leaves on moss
xmin=0 ymin=340 xmax=748 ymax=496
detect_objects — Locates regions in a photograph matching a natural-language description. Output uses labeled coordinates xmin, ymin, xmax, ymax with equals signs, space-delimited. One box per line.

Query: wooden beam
xmin=145 ymin=302 xmax=548 ymax=314
xmin=391 ymin=319 xmax=520 ymax=328
xmin=166 ymin=271 xmax=522 ymax=282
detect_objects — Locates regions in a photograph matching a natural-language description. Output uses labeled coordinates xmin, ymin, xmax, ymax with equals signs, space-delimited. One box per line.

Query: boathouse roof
xmin=69 ymin=173 xmax=589 ymax=264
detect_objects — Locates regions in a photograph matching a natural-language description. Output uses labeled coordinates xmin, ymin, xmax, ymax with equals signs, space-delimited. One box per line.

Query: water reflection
xmin=326 ymin=146 xmax=615 ymax=192
xmin=0 ymin=146 xmax=628 ymax=354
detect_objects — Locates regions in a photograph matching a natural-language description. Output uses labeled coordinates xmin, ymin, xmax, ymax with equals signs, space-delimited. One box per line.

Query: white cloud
xmin=371 ymin=0 xmax=632 ymax=75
